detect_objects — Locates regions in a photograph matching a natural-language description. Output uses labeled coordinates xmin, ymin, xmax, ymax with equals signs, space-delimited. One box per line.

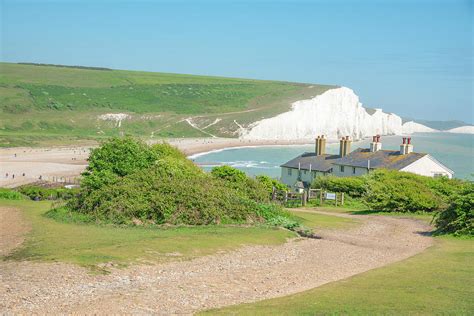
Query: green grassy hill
xmin=0 ymin=63 xmax=335 ymax=146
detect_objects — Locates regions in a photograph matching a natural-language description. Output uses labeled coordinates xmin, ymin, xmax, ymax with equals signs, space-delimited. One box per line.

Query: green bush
xmin=255 ymin=175 xmax=287 ymax=195
xmin=0 ymin=188 xmax=24 ymax=200
xmin=18 ymin=186 xmax=78 ymax=201
xmin=363 ymin=170 xmax=444 ymax=212
xmin=211 ymin=166 xmax=270 ymax=203
xmin=211 ymin=165 xmax=247 ymax=183
xmin=434 ymin=182 xmax=473 ymax=236
xmin=312 ymin=175 xmax=367 ymax=197
xmin=69 ymin=138 xmax=294 ymax=227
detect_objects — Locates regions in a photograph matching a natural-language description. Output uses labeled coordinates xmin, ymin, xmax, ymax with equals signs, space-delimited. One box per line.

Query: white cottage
xmin=280 ymin=135 xmax=454 ymax=189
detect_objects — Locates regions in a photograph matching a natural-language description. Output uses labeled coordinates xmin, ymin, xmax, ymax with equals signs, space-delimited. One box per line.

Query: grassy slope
xmin=0 ymin=63 xmax=335 ymax=146
xmin=0 ymin=200 xmax=354 ymax=269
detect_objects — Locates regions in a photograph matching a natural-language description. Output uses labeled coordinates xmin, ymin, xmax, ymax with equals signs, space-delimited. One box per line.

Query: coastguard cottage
xmin=280 ymin=135 xmax=454 ymax=189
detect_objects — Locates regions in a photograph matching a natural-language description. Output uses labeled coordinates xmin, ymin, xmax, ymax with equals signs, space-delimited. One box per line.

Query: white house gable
xmin=400 ymin=155 xmax=453 ymax=178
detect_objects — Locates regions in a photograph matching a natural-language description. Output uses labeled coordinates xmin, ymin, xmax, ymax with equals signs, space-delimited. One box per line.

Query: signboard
xmin=325 ymin=192 xmax=336 ymax=200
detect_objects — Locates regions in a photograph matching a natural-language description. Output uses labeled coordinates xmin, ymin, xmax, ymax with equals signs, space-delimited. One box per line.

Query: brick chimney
xmin=315 ymin=135 xmax=320 ymax=155
xmin=315 ymin=135 xmax=327 ymax=156
xmin=400 ymin=137 xmax=407 ymax=155
xmin=339 ymin=137 xmax=345 ymax=157
xmin=400 ymin=137 xmax=414 ymax=155
xmin=406 ymin=137 xmax=413 ymax=154
xmin=344 ymin=136 xmax=351 ymax=156
xmin=370 ymin=135 xmax=382 ymax=152
xmin=339 ymin=136 xmax=352 ymax=157
xmin=320 ymin=135 xmax=326 ymax=155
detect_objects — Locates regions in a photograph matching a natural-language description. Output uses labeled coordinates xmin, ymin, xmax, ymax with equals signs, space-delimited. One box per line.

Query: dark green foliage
xmin=211 ymin=166 xmax=270 ymax=203
xmin=18 ymin=186 xmax=78 ymax=201
xmin=256 ymin=175 xmax=287 ymax=194
xmin=0 ymin=188 xmax=24 ymax=200
xmin=434 ymin=182 xmax=474 ymax=236
xmin=70 ymin=138 xmax=292 ymax=227
xmin=211 ymin=166 xmax=247 ymax=183
xmin=312 ymin=176 xmax=366 ymax=197
xmin=364 ymin=170 xmax=445 ymax=213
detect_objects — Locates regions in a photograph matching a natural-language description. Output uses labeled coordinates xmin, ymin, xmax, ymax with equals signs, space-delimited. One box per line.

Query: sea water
xmin=191 ymin=133 xmax=473 ymax=180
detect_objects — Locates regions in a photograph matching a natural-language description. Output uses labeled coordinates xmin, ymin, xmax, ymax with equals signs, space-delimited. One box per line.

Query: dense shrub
xmin=434 ymin=182 xmax=473 ymax=236
xmin=255 ymin=175 xmax=287 ymax=195
xmin=18 ymin=185 xmax=78 ymax=201
xmin=211 ymin=165 xmax=269 ymax=203
xmin=69 ymin=138 xmax=293 ymax=227
xmin=363 ymin=170 xmax=444 ymax=212
xmin=312 ymin=176 xmax=367 ymax=197
xmin=0 ymin=188 xmax=24 ymax=200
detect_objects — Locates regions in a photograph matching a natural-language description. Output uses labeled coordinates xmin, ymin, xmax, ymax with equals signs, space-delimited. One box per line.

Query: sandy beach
xmin=0 ymin=138 xmax=312 ymax=188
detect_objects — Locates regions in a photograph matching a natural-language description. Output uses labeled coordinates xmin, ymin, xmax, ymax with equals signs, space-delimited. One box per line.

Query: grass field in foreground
xmin=205 ymin=232 xmax=474 ymax=315
xmin=1 ymin=200 xmax=356 ymax=269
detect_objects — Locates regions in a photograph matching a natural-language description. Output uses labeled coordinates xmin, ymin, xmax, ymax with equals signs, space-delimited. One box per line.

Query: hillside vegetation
xmin=312 ymin=170 xmax=473 ymax=236
xmin=53 ymin=137 xmax=299 ymax=230
xmin=0 ymin=63 xmax=335 ymax=146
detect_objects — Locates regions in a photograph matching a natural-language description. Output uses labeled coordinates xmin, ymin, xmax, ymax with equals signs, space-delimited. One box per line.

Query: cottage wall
xmin=400 ymin=155 xmax=453 ymax=179
xmin=280 ymin=167 xmax=326 ymax=188
xmin=332 ymin=165 xmax=369 ymax=177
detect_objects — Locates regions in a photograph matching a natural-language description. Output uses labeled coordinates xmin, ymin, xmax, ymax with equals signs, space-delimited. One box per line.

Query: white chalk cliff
xmin=240 ymin=87 xmax=430 ymax=141
xmin=446 ymin=126 xmax=474 ymax=134
xmin=401 ymin=121 xmax=438 ymax=134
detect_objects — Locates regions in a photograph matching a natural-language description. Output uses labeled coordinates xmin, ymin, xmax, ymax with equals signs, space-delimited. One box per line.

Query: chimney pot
xmin=403 ymin=137 xmax=406 ymax=144
xmin=407 ymin=137 xmax=411 ymax=145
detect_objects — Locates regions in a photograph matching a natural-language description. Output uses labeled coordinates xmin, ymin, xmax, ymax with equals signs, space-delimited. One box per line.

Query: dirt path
xmin=0 ymin=209 xmax=433 ymax=315
xmin=0 ymin=207 xmax=30 ymax=257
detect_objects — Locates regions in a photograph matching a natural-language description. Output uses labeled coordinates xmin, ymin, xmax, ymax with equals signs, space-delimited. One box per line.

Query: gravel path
xmin=0 ymin=208 xmax=433 ymax=314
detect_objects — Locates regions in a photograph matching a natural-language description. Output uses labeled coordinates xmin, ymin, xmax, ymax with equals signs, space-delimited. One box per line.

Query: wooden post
xmin=284 ymin=191 xmax=288 ymax=204
xmin=341 ymin=192 xmax=345 ymax=206
xmin=271 ymin=187 xmax=276 ymax=201
xmin=302 ymin=190 xmax=307 ymax=206
xmin=335 ymin=192 xmax=338 ymax=207
xmin=320 ymin=190 xmax=323 ymax=205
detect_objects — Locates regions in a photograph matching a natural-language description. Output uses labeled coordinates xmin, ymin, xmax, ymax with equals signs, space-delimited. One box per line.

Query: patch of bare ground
xmin=0 ymin=210 xmax=433 ymax=315
xmin=0 ymin=207 xmax=30 ymax=257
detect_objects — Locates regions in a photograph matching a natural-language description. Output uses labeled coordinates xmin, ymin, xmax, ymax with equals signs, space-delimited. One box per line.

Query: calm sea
xmin=191 ymin=133 xmax=473 ymax=180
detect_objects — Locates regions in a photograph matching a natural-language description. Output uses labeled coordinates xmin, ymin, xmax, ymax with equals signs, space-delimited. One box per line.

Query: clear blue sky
xmin=1 ymin=0 xmax=472 ymax=122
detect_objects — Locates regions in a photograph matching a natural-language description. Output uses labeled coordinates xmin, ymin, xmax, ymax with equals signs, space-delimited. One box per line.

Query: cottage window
xmin=340 ymin=165 xmax=345 ymax=172
xmin=352 ymin=167 xmax=356 ymax=174
xmin=288 ymin=168 xmax=292 ymax=176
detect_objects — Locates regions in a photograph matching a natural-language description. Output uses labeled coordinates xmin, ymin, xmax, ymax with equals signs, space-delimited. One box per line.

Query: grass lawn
xmin=289 ymin=209 xmax=359 ymax=230
xmin=204 ymin=235 xmax=474 ymax=315
xmin=0 ymin=200 xmax=355 ymax=269
xmin=1 ymin=199 xmax=296 ymax=268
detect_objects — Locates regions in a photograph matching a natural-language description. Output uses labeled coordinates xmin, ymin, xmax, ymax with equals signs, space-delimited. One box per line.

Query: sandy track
xmin=0 ymin=208 xmax=433 ymax=315
xmin=0 ymin=207 xmax=30 ymax=257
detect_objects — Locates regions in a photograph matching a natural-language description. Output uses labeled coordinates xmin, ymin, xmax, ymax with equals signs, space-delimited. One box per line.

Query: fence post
xmin=271 ymin=187 xmax=276 ymax=201
xmin=341 ymin=192 xmax=344 ymax=206
xmin=284 ymin=191 xmax=288 ymax=204
xmin=302 ymin=190 xmax=307 ymax=206
xmin=320 ymin=190 xmax=323 ymax=205
xmin=335 ymin=193 xmax=338 ymax=207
